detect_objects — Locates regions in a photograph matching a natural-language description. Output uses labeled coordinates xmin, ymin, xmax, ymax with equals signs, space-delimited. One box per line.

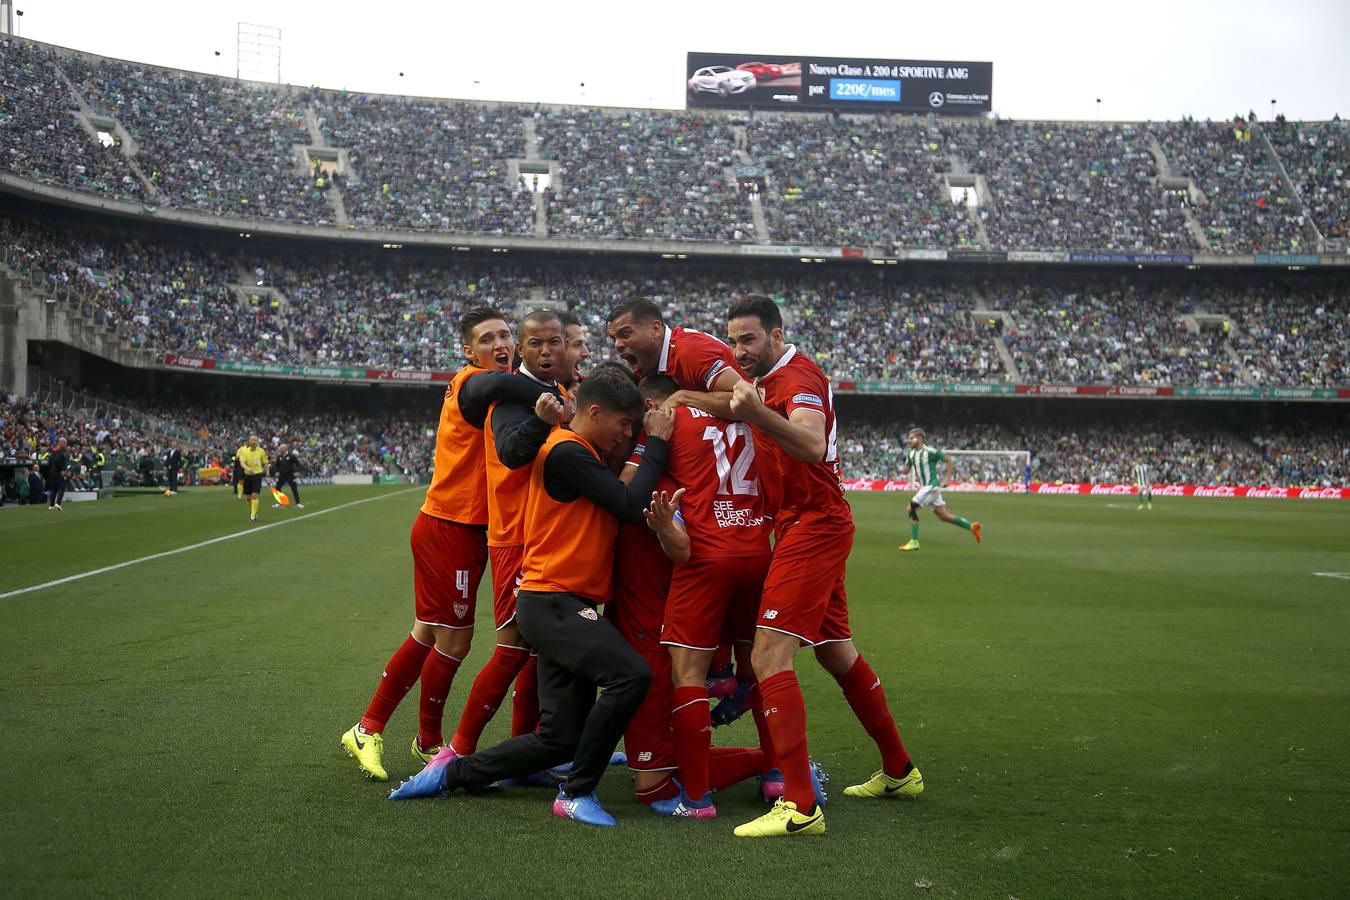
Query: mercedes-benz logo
xmin=928 ymin=91 xmax=945 ymax=108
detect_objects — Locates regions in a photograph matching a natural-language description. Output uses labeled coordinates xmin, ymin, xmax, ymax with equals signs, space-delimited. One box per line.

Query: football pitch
xmin=2 ymin=486 xmax=1347 ymax=898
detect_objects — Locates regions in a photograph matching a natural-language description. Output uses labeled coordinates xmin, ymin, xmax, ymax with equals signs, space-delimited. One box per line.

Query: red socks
xmin=707 ymin=746 xmax=765 ymax=791
xmin=835 ymin=655 xmax=911 ymax=777
xmin=758 ymin=670 xmax=813 ymax=811
xmin=360 ymin=634 xmax=432 ymax=734
xmin=746 ymin=682 xmax=778 ymax=771
xmin=510 ymin=655 xmax=540 ymax=737
xmin=416 ymin=646 xmax=462 ymax=750
xmin=450 ymin=644 xmax=530 ymax=755
xmin=670 ymin=685 xmax=712 ymax=798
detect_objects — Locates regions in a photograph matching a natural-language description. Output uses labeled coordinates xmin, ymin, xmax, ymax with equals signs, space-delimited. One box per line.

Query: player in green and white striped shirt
xmin=898 ymin=428 xmax=981 ymax=552
xmin=1134 ymin=462 xmax=1153 ymax=510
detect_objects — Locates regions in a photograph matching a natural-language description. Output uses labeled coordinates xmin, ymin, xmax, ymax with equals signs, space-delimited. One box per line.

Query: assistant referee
xmin=236 ymin=435 xmax=269 ymax=522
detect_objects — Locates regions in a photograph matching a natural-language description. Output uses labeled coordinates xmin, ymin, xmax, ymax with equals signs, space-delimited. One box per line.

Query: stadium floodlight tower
xmin=0 ymin=1 xmax=13 ymax=36
xmin=237 ymin=22 xmax=282 ymax=83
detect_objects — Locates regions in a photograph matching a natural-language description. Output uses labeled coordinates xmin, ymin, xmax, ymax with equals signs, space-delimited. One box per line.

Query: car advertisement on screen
xmin=686 ymin=52 xmax=992 ymax=114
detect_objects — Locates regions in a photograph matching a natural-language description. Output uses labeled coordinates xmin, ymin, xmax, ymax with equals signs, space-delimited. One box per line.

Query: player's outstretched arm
xmin=644 ymin=489 xmax=690 ymax=564
xmin=544 ymin=433 xmax=671 ymax=524
xmin=660 ymin=367 xmax=743 ymax=419
xmin=728 ymin=381 xmax=826 ymax=462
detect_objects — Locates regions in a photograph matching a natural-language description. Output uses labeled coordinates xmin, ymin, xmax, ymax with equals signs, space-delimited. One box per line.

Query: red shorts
xmin=758 ymin=523 xmax=854 ymax=646
xmin=411 ymin=513 xmax=488 ymax=630
xmin=489 ymin=544 xmax=525 ymax=631
xmin=662 ymin=554 xmax=770 ymax=650
xmin=624 ymin=648 xmax=675 ymax=772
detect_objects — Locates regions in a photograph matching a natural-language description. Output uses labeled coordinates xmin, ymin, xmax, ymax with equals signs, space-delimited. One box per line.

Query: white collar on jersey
xmin=518 ymin=363 xmax=555 ymax=388
xmin=657 ymin=324 xmax=674 ymax=374
xmin=754 ymin=343 xmax=798 ymax=384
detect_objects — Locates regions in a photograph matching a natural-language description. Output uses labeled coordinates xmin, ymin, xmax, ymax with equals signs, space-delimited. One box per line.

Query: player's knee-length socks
xmin=747 ymin=682 xmax=778 ymax=770
xmin=417 ymin=646 xmax=462 ymax=749
xmin=671 ymin=685 xmax=713 ymax=798
xmin=450 ymin=644 xmax=530 ymax=755
xmin=758 ymin=670 xmax=815 ymax=811
xmin=510 ymin=655 xmax=540 ymax=737
xmin=835 ymin=655 xmax=912 ymax=777
xmin=360 ymin=633 xmax=432 ymax=733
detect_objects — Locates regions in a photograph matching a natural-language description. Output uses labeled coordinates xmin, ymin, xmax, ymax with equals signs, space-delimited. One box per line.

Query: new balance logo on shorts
xmin=578 ymin=607 xmax=598 ymax=620
xmin=762 ymin=609 xmax=779 ymax=620
xmin=638 ymin=751 xmax=653 ymax=762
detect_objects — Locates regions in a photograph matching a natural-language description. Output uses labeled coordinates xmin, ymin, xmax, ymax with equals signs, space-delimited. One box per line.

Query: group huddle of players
xmin=340 ymin=296 xmax=924 ymax=837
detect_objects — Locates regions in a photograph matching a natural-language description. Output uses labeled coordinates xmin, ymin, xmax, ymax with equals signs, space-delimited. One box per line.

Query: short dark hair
xmin=522 ymin=309 xmax=562 ymax=330
xmin=727 ymin=294 xmax=782 ymax=332
xmin=593 ymin=360 xmax=639 ymax=384
xmin=459 ymin=306 xmax=507 ymax=341
xmin=638 ymin=374 xmax=678 ymax=402
xmin=557 ymin=310 xmax=581 ymax=329
xmin=575 ymin=367 xmax=642 ymax=414
xmin=607 ymin=297 xmax=664 ymax=326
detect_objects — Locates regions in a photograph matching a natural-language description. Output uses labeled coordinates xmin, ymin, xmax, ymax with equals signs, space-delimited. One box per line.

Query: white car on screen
xmin=688 ymin=66 xmax=756 ymax=97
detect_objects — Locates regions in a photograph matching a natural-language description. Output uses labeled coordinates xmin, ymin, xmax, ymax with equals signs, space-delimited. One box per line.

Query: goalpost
xmin=942 ymin=450 xmax=1032 ymax=489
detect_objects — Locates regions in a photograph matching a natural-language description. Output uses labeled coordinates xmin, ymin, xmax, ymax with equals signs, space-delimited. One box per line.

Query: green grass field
xmin=2 ymin=486 xmax=1348 ymax=898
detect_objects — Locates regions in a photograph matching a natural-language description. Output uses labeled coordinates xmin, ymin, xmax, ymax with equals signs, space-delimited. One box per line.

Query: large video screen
xmin=686 ymin=52 xmax=992 ymax=114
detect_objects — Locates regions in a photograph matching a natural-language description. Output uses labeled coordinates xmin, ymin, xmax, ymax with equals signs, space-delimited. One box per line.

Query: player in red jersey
xmin=341 ymin=307 xmax=563 ymax=782
xmin=609 ymin=489 xmax=768 ymax=816
xmin=632 ymin=374 xmax=775 ymax=818
xmin=725 ymin=295 xmax=923 ymax=838
xmin=607 ymin=297 xmax=745 ymax=419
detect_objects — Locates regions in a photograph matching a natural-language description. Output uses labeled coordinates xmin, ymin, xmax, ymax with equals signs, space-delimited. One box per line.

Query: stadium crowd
xmin=942 ymin=120 xmax=1195 ymax=252
xmin=1265 ymin=118 xmax=1349 ymax=245
xmin=749 ymin=115 xmax=977 ymax=250
xmin=4 ymin=40 xmax=1348 ymax=255
xmin=0 ymin=39 xmax=145 ymax=202
xmin=313 ymin=92 xmax=533 ymax=234
xmin=5 ymin=208 xmax=1349 ymax=387
xmin=1155 ymin=118 xmax=1317 ymax=254
xmin=540 ymin=108 xmax=753 ymax=242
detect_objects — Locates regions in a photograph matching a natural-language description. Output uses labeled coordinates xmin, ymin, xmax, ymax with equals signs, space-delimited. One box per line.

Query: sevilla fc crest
xmin=454 ymin=603 xmax=469 ymax=620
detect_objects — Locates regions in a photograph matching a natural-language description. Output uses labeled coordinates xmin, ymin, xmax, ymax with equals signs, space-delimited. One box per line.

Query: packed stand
xmin=942 ymin=120 xmax=1194 ymax=252
xmin=0 ymin=39 xmax=144 ymax=201
xmin=62 ymin=55 xmax=327 ymax=223
xmin=1225 ymin=287 xmax=1350 ymax=387
xmin=313 ymin=93 xmax=533 ymax=234
xmin=777 ymin=274 xmax=1007 ymax=382
xmin=990 ymin=279 xmax=1243 ymax=385
xmin=1266 ymin=119 xmax=1350 ymax=244
xmin=269 ymin=257 xmax=531 ymax=369
xmin=1250 ymin=427 xmax=1350 ymax=488
xmin=1155 ymin=118 xmax=1317 ymax=253
xmin=540 ymin=108 xmax=753 ymax=242
xmin=751 ymin=115 xmax=977 ymax=251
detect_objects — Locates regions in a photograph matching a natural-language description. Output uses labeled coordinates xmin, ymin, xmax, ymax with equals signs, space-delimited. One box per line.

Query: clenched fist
xmin=729 ymin=379 xmax=764 ymax=423
xmin=534 ymin=392 xmax=566 ymax=425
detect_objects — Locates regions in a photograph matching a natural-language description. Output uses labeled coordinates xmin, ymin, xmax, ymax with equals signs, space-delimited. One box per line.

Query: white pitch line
xmin=0 ymin=487 xmax=420 ymax=601
xmin=1312 ymin=572 xmax=1350 ymax=581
